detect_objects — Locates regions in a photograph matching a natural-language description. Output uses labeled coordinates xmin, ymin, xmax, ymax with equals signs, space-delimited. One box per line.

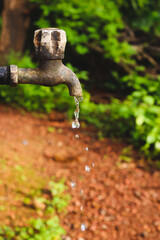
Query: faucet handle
xmin=33 ymin=28 xmax=67 ymax=60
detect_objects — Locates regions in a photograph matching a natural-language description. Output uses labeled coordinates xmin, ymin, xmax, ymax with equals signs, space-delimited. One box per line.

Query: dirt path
xmin=0 ymin=105 xmax=159 ymax=240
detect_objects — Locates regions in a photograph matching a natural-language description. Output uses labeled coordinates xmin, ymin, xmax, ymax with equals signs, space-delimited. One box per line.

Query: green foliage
xmin=24 ymin=179 xmax=71 ymax=214
xmin=47 ymin=126 xmax=56 ymax=133
xmin=0 ymin=179 xmax=69 ymax=240
xmin=46 ymin=179 xmax=71 ymax=213
xmin=119 ymin=146 xmax=133 ymax=163
xmin=0 ymin=217 xmax=65 ymax=240
xmin=117 ymin=0 xmax=160 ymax=35
xmin=31 ymin=0 xmax=134 ymax=63
xmin=80 ymin=93 xmax=160 ymax=158
xmin=7 ymin=51 xmax=36 ymax=68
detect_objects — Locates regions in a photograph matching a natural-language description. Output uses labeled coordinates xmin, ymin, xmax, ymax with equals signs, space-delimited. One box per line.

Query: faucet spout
xmin=64 ymin=67 xmax=83 ymax=97
xmin=18 ymin=60 xmax=83 ymax=97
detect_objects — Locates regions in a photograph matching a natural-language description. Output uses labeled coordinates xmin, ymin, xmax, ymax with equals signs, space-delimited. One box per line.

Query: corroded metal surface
xmin=18 ymin=60 xmax=83 ymax=97
xmin=0 ymin=28 xmax=83 ymax=97
xmin=10 ymin=65 xmax=18 ymax=87
xmin=34 ymin=28 xmax=67 ymax=60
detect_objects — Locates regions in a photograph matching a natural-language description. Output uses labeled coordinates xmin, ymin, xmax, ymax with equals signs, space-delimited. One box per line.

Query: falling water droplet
xmin=81 ymin=223 xmax=86 ymax=232
xmin=80 ymin=189 xmax=84 ymax=195
xmin=85 ymin=165 xmax=90 ymax=172
xmin=72 ymin=121 xmax=80 ymax=129
xmin=75 ymin=134 xmax=79 ymax=138
xmin=70 ymin=182 xmax=76 ymax=189
xmin=22 ymin=140 xmax=28 ymax=146
xmin=80 ymin=205 xmax=83 ymax=211
xmin=72 ymin=97 xmax=83 ymax=129
xmin=92 ymin=163 xmax=95 ymax=167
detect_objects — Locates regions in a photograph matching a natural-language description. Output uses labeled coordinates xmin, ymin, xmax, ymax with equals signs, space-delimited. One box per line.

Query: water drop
xmin=70 ymin=182 xmax=76 ymax=189
xmin=72 ymin=121 xmax=80 ymax=129
xmin=81 ymin=223 xmax=86 ymax=231
xmin=75 ymin=134 xmax=79 ymax=139
xmin=85 ymin=147 xmax=89 ymax=151
xmin=92 ymin=163 xmax=95 ymax=167
xmin=22 ymin=140 xmax=28 ymax=146
xmin=80 ymin=189 xmax=84 ymax=195
xmin=80 ymin=205 xmax=83 ymax=211
xmin=85 ymin=165 xmax=90 ymax=172
xmin=72 ymin=97 xmax=82 ymax=129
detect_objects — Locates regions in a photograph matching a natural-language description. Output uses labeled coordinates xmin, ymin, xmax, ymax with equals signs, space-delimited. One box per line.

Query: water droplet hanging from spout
xmin=72 ymin=96 xmax=83 ymax=129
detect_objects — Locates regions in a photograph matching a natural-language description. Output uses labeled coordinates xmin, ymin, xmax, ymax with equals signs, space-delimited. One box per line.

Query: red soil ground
xmin=0 ymin=104 xmax=160 ymax=240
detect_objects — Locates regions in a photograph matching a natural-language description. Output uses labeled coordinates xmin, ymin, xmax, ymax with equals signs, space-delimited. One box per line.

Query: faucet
xmin=0 ymin=28 xmax=83 ymax=97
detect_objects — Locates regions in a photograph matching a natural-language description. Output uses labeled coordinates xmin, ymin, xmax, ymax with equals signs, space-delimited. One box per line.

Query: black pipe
xmin=0 ymin=67 xmax=10 ymax=85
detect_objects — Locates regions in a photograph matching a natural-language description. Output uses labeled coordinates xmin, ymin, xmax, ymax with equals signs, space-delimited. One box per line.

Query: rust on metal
xmin=34 ymin=28 xmax=67 ymax=60
xmin=10 ymin=65 xmax=18 ymax=87
xmin=18 ymin=60 xmax=83 ymax=97
xmin=0 ymin=28 xmax=83 ymax=97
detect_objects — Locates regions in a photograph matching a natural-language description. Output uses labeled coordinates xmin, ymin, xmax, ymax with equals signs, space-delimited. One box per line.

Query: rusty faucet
xmin=0 ymin=28 xmax=83 ymax=97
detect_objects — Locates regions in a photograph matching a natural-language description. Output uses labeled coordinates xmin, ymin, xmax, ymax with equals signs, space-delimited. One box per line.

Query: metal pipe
xmin=18 ymin=60 xmax=82 ymax=96
xmin=0 ymin=67 xmax=10 ymax=85
xmin=0 ymin=28 xmax=83 ymax=97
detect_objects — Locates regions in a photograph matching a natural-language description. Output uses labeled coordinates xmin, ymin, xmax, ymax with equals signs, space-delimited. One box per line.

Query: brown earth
xmin=0 ymin=104 xmax=160 ymax=240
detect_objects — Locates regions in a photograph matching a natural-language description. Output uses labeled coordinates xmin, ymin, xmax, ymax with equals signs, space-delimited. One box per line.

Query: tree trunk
xmin=0 ymin=0 xmax=30 ymax=64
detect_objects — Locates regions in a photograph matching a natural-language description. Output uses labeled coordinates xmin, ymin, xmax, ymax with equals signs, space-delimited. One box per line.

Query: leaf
xmin=143 ymin=95 xmax=155 ymax=105
xmin=136 ymin=115 xmax=145 ymax=126
xmin=76 ymin=45 xmax=88 ymax=54
xmin=155 ymin=142 xmax=160 ymax=151
xmin=146 ymin=134 xmax=156 ymax=144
